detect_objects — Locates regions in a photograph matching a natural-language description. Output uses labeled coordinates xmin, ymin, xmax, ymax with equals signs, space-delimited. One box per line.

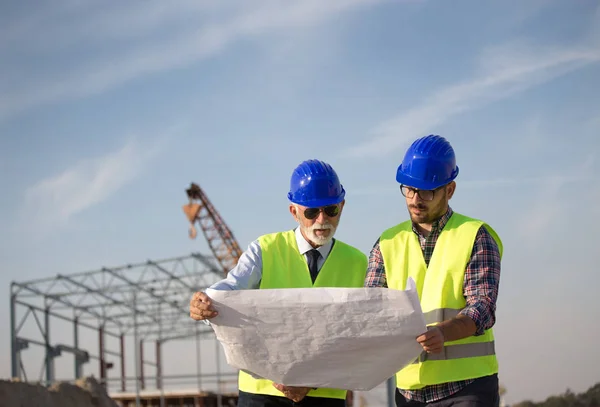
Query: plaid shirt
xmin=365 ymin=207 xmax=501 ymax=402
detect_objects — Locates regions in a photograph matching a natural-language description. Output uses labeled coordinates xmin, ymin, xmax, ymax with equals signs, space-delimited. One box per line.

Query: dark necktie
xmin=307 ymin=249 xmax=321 ymax=284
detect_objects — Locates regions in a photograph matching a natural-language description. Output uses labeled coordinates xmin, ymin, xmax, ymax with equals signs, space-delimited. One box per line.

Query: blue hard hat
xmin=396 ymin=135 xmax=459 ymax=190
xmin=288 ymin=159 xmax=346 ymax=208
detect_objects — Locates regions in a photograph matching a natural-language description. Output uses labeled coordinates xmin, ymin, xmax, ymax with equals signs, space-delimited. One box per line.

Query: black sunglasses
xmin=303 ymin=205 xmax=340 ymax=220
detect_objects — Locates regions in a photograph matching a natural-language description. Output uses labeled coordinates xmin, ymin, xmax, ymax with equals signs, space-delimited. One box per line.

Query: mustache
xmin=310 ymin=223 xmax=334 ymax=231
xmin=409 ymin=204 xmax=427 ymax=210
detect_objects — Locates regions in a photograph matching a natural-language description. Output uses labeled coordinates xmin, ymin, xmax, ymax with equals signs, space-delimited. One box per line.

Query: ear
xmin=446 ymin=181 xmax=456 ymax=199
xmin=339 ymin=199 xmax=346 ymax=211
xmin=289 ymin=204 xmax=299 ymax=221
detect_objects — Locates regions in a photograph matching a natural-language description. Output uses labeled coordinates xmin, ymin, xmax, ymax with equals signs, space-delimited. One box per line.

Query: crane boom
xmin=183 ymin=183 xmax=242 ymax=275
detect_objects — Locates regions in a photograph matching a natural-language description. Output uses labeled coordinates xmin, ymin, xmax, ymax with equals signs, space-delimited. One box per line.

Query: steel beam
xmin=44 ymin=307 xmax=53 ymax=384
xmin=99 ymin=326 xmax=106 ymax=386
xmin=120 ymin=335 xmax=126 ymax=392
xmin=10 ymin=286 xmax=18 ymax=379
xmin=74 ymin=318 xmax=81 ymax=378
xmin=156 ymin=341 xmax=162 ymax=389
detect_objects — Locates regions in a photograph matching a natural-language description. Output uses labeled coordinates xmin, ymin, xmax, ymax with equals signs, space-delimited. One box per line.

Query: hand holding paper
xmin=205 ymin=280 xmax=426 ymax=391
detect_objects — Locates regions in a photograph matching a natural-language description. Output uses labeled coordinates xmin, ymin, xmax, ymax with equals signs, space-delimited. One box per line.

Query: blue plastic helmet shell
xmin=288 ymin=159 xmax=346 ymax=208
xmin=396 ymin=135 xmax=459 ymax=190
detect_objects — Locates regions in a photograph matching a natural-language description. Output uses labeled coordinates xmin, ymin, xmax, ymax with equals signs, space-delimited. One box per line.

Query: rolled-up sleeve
xmin=364 ymin=238 xmax=388 ymax=288
xmin=459 ymin=226 xmax=502 ymax=335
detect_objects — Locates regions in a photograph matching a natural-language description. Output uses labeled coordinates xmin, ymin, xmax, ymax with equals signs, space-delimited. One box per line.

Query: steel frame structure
xmin=9 ymin=252 xmax=229 ymax=398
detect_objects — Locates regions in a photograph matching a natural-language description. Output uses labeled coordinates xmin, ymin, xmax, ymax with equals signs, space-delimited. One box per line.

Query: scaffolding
xmin=9 ymin=252 xmax=236 ymax=405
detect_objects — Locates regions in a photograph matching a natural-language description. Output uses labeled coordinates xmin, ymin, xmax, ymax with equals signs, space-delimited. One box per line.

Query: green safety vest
xmin=238 ymin=230 xmax=368 ymax=399
xmin=379 ymin=212 xmax=503 ymax=390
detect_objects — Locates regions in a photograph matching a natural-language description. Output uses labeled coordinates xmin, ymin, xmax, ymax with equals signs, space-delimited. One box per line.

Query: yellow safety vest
xmin=238 ymin=229 xmax=368 ymax=399
xmin=379 ymin=212 xmax=503 ymax=390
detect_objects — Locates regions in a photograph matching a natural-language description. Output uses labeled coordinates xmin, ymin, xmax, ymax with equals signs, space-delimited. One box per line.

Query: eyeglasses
xmin=400 ymin=185 xmax=439 ymax=201
xmin=303 ymin=205 xmax=340 ymax=220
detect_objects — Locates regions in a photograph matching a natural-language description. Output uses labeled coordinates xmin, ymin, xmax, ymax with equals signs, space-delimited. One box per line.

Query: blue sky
xmin=1 ymin=0 xmax=599 ymax=405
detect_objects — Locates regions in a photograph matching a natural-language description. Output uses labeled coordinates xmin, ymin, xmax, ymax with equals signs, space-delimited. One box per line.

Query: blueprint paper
xmin=205 ymin=280 xmax=426 ymax=391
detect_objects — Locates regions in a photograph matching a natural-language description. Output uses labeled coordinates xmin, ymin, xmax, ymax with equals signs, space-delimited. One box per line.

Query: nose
xmin=315 ymin=210 xmax=328 ymax=224
xmin=409 ymin=193 xmax=424 ymax=204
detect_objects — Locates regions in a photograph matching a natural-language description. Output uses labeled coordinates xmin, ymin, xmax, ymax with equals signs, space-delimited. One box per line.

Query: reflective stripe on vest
xmin=413 ymin=341 xmax=496 ymax=363
xmin=423 ymin=308 xmax=460 ymax=325
xmin=237 ymin=230 xmax=368 ymax=399
xmin=379 ymin=212 xmax=503 ymax=390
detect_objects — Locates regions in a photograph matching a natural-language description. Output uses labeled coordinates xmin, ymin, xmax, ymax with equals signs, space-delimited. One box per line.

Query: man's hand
xmin=416 ymin=326 xmax=444 ymax=354
xmin=189 ymin=292 xmax=218 ymax=321
xmin=272 ymin=383 xmax=312 ymax=402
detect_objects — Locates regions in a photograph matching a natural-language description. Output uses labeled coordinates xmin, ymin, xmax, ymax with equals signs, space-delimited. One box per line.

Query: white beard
xmin=302 ymin=222 xmax=336 ymax=246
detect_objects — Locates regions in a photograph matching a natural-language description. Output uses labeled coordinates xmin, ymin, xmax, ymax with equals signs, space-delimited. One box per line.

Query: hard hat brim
xmin=395 ymin=167 xmax=459 ymax=190
xmin=288 ymin=190 xmax=345 ymax=208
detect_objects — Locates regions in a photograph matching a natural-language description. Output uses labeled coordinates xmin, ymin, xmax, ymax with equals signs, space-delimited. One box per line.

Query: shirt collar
xmin=294 ymin=226 xmax=334 ymax=258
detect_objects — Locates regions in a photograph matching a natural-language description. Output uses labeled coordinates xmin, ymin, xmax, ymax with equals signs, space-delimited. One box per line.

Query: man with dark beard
xmin=190 ymin=159 xmax=367 ymax=407
xmin=365 ymin=135 xmax=503 ymax=407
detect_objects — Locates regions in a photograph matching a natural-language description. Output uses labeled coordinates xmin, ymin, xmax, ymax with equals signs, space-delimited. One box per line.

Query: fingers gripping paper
xmin=205 ymin=279 xmax=426 ymax=391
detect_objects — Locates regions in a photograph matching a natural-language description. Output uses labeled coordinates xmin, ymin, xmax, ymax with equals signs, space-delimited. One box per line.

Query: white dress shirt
xmin=208 ymin=227 xmax=334 ymax=291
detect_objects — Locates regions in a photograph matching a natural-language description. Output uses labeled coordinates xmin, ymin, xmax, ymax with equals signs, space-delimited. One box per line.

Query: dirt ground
xmin=0 ymin=376 xmax=118 ymax=407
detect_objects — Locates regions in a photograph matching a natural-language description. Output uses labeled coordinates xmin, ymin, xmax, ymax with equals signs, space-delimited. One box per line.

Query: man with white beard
xmin=190 ymin=159 xmax=367 ymax=407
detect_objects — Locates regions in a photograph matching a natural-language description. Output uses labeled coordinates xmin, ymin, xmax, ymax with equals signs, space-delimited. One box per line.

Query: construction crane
xmin=182 ymin=182 xmax=243 ymax=275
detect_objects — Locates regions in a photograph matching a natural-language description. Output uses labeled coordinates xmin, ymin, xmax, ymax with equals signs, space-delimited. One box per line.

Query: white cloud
xmin=22 ymin=138 xmax=161 ymax=229
xmin=0 ymin=2 xmax=218 ymax=52
xmin=516 ymin=153 xmax=596 ymax=240
xmin=0 ymin=0 xmax=386 ymax=120
xmin=517 ymin=179 xmax=564 ymax=239
xmin=459 ymin=174 xmax=592 ymax=189
xmin=339 ymin=44 xmax=600 ymax=159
